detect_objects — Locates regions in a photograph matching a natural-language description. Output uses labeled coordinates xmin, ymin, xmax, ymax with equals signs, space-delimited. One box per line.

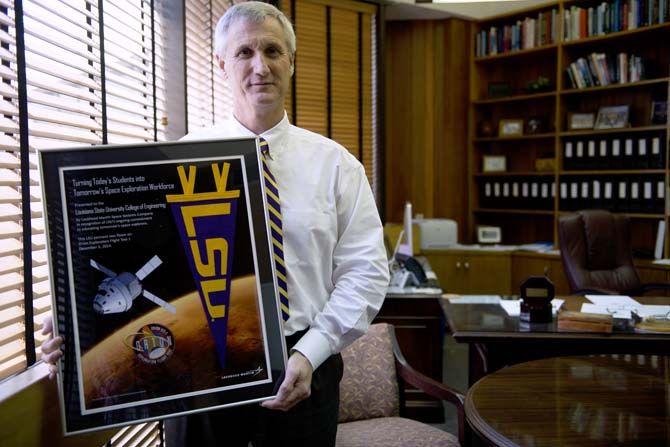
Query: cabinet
xmin=425 ymin=250 xmax=512 ymax=294
xmin=511 ymin=252 xmax=571 ymax=294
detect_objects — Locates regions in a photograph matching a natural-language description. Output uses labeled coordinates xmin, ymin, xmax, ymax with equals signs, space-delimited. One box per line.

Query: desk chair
xmin=336 ymin=323 xmax=463 ymax=447
xmin=558 ymin=209 xmax=670 ymax=295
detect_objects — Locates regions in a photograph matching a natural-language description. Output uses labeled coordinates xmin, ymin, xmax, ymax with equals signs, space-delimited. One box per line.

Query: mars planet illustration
xmin=81 ymin=275 xmax=268 ymax=409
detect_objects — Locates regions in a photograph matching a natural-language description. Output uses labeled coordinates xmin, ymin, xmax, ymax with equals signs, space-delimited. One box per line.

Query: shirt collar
xmin=230 ymin=112 xmax=289 ymax=158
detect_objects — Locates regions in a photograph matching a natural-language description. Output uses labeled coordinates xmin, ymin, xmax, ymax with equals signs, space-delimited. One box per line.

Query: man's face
xmin=219 ymin=18 xmax=293 ymax=115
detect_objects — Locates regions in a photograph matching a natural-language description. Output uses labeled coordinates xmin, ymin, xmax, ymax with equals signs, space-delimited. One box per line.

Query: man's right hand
xmin=40 ymin=317 xmax=64 ymax=379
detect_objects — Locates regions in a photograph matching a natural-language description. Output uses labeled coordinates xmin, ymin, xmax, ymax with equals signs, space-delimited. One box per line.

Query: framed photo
xmin=594 ymin=105 xmax=630 ymax=129
xmin=483 ymin=155 xmax=507 ymax=172
xmin=567 ymin=112 xmax=595 ymax=130
xmin=651 ymin=100 xmax=668 ymax=125
xmin=476 ymin=225 xmax=502 ymax=244
xmin=499 ymin=119 xmax=524 ymax=136
xmin=39 ymin=138 xmax=287 ymax=435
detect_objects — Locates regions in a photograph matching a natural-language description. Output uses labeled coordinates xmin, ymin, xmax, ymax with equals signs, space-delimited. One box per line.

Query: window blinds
xmin=185 ymin=0 xmax=233 ymax=131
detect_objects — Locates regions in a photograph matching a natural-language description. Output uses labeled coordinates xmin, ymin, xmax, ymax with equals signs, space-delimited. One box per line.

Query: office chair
xmin=336 ymin=323 xmax=463 ymax=447
xmin=558 ymin=209 xmax=670 ymax=295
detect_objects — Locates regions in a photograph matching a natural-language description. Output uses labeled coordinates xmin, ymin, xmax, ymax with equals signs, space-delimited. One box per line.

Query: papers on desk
xmin=581 ymin=295 xmax=670 ymax=320
xmin=446 ymin=295 xmax=501 ymax=304
xmin=499 ymin=299 xmax=565 ymax=317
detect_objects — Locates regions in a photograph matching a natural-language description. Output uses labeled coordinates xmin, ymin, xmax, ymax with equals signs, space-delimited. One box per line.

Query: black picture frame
xmin=39 ymin=138 xmax=287 ymax=435
xmin=651 ymin=101 xmax=668 ymax=125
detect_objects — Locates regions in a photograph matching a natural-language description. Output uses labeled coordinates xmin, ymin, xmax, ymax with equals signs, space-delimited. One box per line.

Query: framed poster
xmin=39 ymin=138 xmax=287 ymax=435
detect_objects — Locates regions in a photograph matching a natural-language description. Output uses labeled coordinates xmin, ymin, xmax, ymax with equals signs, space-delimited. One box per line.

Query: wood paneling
xmin=385 ymin=19 xmax=470 ymax=241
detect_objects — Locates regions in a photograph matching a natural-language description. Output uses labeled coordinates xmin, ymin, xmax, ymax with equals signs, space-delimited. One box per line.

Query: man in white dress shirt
xmin=42 ymin=2 xmax=389 ymax=445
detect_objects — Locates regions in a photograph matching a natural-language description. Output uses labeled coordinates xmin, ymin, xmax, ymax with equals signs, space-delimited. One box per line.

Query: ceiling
xmin=385 ymin=0 xmax=556 ymax=21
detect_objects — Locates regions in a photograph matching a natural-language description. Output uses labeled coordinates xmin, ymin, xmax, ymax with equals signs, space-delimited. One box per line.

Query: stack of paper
xmin=581 ymin=295 xmax=670 ymax=320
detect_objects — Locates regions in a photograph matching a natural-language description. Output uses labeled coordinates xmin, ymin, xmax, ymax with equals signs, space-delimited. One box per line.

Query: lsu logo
xmin=166 ymin=162 xmax=240 ymax=368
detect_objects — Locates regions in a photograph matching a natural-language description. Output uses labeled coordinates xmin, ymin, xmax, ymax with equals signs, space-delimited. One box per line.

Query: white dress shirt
xmin=182 ymin=112 xmax=390 ymax=370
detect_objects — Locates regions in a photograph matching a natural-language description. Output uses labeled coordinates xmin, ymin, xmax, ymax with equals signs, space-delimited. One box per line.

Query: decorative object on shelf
xmin=499 ymin=119 xmax=524 ymax=136
xmin=487 ymin=81 xmax=512 ymax=99
xmin=594 ymin=105 xmax=630 ymax=129
xmin=535 ymin=157 xmax=555 ymax=172
xmin=476 ymin=225 xmax=502 ymax=244
xmin=526 ymin=117 xmax=546 ymax=134
xmin=526 ymin=76 xmax=551 ymax=93
xmin=478 ymin=120 xmax=494 ymax=137
xmin=483 ymin=155 xmax=507 ymax=172
xmin=520 ymin=276 xmax=554 ymax=324
xmin=567 ymin=112 xmax=595 ymax=130
xmin=651 ymin=100 xmax=668 ymax=125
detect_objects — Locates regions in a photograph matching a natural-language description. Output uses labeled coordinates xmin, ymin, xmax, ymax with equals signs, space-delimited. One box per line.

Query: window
xmin=1 ymin=0 xmax=168 ymax=444
xmin=185 ymin=0 xmax=233 ymax=130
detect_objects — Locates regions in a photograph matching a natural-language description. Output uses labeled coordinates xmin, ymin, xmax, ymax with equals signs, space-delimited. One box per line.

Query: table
xmin=440 ymin=295 xmax=670 ymax=385
xmin=465 ymin=355 xmax=670 ymax=447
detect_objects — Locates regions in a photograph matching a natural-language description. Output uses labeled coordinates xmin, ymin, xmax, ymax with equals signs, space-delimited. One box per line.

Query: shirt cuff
xmin=290 ymin=328 xmax=332 ymax=371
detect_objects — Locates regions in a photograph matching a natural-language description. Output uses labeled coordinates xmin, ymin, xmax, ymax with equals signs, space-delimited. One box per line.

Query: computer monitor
xmin=398 ymin=201 xmax=413 ymax=256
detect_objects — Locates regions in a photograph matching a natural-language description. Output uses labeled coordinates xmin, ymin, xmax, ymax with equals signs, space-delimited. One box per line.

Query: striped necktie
xmin=259 ymin=137 xmax=289 ymax=322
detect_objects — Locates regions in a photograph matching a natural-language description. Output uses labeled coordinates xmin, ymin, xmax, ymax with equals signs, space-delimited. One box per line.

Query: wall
xmin=385 ymin=19 xmax=470 ymax=241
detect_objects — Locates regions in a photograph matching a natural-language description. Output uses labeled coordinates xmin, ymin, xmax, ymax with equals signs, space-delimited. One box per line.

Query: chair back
xmin=558 ymin=209 xmax=641 ymax=294
xmin=338 ymin=323 xmax=400 ymax=423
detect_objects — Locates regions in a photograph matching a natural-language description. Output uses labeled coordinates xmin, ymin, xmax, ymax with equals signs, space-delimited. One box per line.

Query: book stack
xmin=563 ymin=0 xmax=670 ymax=41
xmin=557 ymin=311 xmax=613 ymax=333
xmin=476 ymin=9 xmax=559 ymax=57
xmin=566 ymin=53 xmax=644 ymax=88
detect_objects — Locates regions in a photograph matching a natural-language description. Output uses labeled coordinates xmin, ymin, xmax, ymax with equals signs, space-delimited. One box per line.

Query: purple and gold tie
xmin=259 ymin=137 xmax=289 ymax=321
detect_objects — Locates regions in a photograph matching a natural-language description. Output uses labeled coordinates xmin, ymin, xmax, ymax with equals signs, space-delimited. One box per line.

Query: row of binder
xmin=480 ymin=178 xmax=555 ymax=210
xmin=563 ymin=134 xmax=666 ymax=170
xmin=560 ymin=176 xmax=665 ymax=213
xmin=480 ymin=176 xmax=666 ymax=213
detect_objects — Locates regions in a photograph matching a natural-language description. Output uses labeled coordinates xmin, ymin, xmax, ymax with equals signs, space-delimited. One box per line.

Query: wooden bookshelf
xmin=468 ymin=0 xmax=670 ymax=254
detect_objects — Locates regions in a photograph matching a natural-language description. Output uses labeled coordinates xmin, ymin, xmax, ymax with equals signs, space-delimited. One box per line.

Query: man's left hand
xmin=261 ymin=351 xmax=313 ymax=411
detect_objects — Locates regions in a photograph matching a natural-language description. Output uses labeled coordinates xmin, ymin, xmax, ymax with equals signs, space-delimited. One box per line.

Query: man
xmin=42 ymin=2 xmax=389 ymax=446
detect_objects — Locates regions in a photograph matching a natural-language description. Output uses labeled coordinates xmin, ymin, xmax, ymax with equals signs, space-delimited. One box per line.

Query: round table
xmin=465 ymin=355 xmax=670 ymax=447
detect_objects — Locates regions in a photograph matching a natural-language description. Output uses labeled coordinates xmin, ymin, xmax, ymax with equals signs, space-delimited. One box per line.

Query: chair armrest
xmin=639 ymin=283 xmax=670 ymax=294
xmin=389 ymin=327 xmax=465 ymax=446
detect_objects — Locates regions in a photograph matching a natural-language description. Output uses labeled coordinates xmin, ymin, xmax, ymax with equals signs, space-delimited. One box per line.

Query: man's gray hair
xmin=214 ymin=2 xmax=296 ymax=59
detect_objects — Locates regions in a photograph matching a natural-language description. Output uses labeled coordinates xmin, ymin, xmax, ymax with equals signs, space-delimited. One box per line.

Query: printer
xmin=414 ymin=218 xmax=458 ymax=250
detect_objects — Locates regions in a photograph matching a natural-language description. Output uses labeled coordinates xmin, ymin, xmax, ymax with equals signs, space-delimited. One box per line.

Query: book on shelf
xmin=476 ymin=8 xmax=559 ymax=57
xmin=565 ymin=52 xmax=644 ymax=88
xmin=564 ymin=0 xmax=670 ymax=41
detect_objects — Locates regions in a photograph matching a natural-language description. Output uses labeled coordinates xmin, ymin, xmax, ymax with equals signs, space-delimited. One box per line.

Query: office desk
xmin=440 ymin=295 xmax=670 ymax=385
xmin=375 ymin=292 xmax=444 ymax=422
xmin=465 ymin=355 xmax=670 ymax=447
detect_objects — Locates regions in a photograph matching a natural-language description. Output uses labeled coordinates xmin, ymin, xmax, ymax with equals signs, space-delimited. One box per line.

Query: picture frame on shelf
xmin=650 ymin=101 xmax=667 ymax=125
xmin=483 ymin=155 xmax=507 ymax=173
xmin=487 ymin=81 xmax=512 ymax=99
xmin=567 ymin=112 xmax=595 ymax=130
xmin=499 ymin=119 xmax=524 ymax=136
xmin=594 ymin=105 xmax=630 ymax=130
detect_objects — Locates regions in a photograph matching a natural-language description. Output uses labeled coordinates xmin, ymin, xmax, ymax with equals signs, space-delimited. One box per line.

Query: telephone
xmin=390 ymin=253 xmax=428 ymax=288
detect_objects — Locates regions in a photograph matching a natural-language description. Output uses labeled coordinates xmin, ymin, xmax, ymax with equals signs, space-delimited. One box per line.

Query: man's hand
xmin=261 ymin=351 xmax=313 ymax=412
xmin=40 ymin=317 xmax=64 ymax=379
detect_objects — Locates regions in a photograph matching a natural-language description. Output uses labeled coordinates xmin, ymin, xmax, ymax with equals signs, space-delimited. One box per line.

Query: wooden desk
xmin=375 ymin=293 xmax=444 ymax=422
xmin=440 ymin=295 xmax=670 ymax=385
xmin=466 ymin=355 xmax=670 ymax=447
